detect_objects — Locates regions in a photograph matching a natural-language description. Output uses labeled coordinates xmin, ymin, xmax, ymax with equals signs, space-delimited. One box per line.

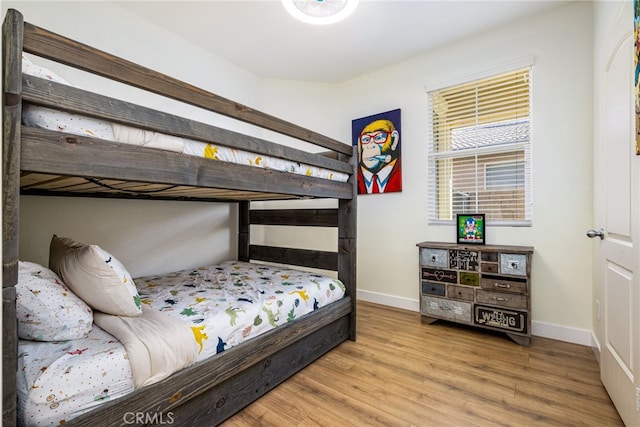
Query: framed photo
xmin=456 ymin=214 xmax=486 ymax=245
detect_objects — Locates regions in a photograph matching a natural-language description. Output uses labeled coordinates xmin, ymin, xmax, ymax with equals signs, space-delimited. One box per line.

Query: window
xmin=427 ymin=68 xmax=532 ymax=225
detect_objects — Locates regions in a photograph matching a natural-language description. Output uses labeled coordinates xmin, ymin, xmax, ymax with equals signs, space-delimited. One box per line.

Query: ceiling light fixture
xmin=281 ymin=0 xmax=359 ymax=25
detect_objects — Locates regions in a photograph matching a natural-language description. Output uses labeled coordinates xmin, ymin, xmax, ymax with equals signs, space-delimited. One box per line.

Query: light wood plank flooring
xmin=222 ymin=301 xmax=623 ymax=427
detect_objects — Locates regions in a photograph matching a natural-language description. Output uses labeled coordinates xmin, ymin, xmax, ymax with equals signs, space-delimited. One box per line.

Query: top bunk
xmin=2 ymin=8 xmax=356 ymax=203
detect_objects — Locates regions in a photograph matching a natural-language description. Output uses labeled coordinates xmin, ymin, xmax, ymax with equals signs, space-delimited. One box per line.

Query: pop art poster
xmin=352 ymin=109 xmax=402 ymax=195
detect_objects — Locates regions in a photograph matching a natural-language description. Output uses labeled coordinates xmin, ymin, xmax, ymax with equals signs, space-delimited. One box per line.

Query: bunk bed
xmin=2 ymin=8 xmax=357 ymax=427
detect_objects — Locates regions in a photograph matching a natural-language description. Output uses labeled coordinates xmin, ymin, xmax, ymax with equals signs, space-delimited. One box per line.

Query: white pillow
xmin=21 ymin=54 xmax=116 ymax=141
xmin=49 ymin=235 xmax=143 ymax=317
xmin=17 ymin=261 xmax=93 ymax=341
xmin=22 ymin=104 xmax=116 ymax=141
xmin=22 ymin=54 xmax=70 ymax=85
xmin=112 ymin=123 xmax=184 ymax=152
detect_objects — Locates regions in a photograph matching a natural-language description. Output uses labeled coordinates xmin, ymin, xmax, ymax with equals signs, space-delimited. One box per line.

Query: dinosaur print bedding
xmin=16 ymin=261 xmax=346 ymax=426
xmin=136 ymin=261 xmax=346 ymax=361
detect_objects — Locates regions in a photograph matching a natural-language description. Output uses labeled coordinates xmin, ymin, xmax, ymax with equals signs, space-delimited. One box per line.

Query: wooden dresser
xmin=417 ymin=241 xmax=534 ymax=345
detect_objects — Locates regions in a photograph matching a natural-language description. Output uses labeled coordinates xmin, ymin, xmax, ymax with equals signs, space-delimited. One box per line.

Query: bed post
xmin=2 ymin=8 xmax=23 ymax=427
xmin=238 ymin=201 xmax=250 ymax=262
xmin=339 ymin=147 xmax=357 ymax=341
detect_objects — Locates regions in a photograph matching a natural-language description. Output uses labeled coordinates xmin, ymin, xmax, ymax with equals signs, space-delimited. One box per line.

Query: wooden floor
xmin=222 ymin=301 xmax=623 ymax=427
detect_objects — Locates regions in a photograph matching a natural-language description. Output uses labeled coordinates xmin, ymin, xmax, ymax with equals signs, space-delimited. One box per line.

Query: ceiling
xmin=116 ymin=0 xmax=574 ymax=83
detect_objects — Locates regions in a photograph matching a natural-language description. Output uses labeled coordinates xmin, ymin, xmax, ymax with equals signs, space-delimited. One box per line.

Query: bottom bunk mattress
xmin=17 ymin=260 xmax=346 ymax=426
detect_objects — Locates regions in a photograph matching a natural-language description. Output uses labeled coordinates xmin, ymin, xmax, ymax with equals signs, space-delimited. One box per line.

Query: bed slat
xmin=20 ymin=127 xmax=354 ymax=200
xmin=249 ymin=245 xmax=338 ymax=271
xmin=250 ymin=209 xmax=339 ymax=227
xmin=20 ymin=173 xmax=302 ymax=202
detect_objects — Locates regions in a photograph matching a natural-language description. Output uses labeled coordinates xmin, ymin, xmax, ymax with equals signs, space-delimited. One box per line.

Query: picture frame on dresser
xmin=456 ymin=213 xmax=486 ymax=245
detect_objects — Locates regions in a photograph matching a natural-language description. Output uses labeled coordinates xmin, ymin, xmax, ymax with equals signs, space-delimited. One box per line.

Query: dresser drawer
xmin=447 ymin=285 xmax=474 ymax=301
xmin=421 ymin=281 xmax=446 ymax=296
xmin=420 ymin=248 xmax=448 ymax=268
xmin=481 ymin=251 xmax=498 ymax=262
xmin=476 ymin=289 xmax=527 ymax=309
xmin=421 ymin=296 xmax=472 ymax=323
xmin=481 ymin=263 xmax=499 ymax=273
xmin=421 ymin=268 xmax=458 ymax=283
xmin=500 ymin=253 xmax=528 ymax=276
xmin=448 ymin=249 xmax=479 ymax=271
xmin=459 ymin=272 xmax=479 ymax=286
xmin=480 ymin=274 xmax=527 ymax=294
xmin=474 ymin=305 xmax=528 ymax=333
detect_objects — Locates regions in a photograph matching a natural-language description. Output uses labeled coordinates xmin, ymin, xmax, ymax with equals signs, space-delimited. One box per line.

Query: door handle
xmin=586 ymin=228 xmax=605 ymax=239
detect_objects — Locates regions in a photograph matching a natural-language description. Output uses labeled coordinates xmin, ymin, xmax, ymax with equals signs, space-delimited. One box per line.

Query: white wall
xmin=4 ymin=1 xmax=596 ymax=344
xmin=261 ymin=1 xmax=595 ymax=344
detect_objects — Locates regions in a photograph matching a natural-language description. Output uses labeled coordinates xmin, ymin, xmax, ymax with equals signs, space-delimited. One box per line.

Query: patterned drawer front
xmin=421 ymin=281 xmax=446 ymax=296
xmin=421 ymin=296 xmax=472 ymax=323
xmin=474 ymin=305 xmax=528 ymax=333
xmin=448 ymin=250 xmax=479 ymax=271
xmin=420 ymin=248 xmax=448 ymax=268
xmin=421 ymin=268 xmax=458 ymax=283
xmin=500 ymin=253 xmax=528 ymax=276
xmin=447 ymin=285 xmax=474 ymax=301
xmin=480 ymin=275 xmax=527 ymax=294
xmin=476 ymin=289 xmax=527 ymax=309
xmin=459 ymin=272 xmax=479 ymax=286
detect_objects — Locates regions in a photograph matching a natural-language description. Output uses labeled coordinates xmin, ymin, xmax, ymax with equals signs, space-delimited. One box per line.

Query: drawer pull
xmin=511 ymin=262 xmax=519 ymax=269
xmin=494 ymin=297 xmax=507 ymax=302
xmin=495 ymin=283 xmax=511 ymax=289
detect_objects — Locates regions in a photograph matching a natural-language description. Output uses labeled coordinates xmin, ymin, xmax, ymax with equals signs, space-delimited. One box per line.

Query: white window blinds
xmin=427 ymin=68 xmax=532 ymax=225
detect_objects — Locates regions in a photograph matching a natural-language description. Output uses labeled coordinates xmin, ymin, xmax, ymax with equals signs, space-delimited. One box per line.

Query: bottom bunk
xmin=16 ymin=245 xmax=353 ymax=426
xmin=69 ymin=298 xmax=352 ymax=427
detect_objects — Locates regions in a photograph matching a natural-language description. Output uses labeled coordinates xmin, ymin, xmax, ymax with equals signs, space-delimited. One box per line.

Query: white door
xmin=595 ymin=2 xmax=639 ymax=425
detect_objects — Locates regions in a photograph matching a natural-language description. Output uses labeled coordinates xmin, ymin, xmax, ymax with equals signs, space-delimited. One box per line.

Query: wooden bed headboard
xmin=2 ymin=8 xmax=357 ymax=426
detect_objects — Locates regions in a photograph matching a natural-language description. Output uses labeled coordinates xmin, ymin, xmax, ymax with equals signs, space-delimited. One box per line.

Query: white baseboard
xmin=530 ymin=320 xmax=593 ymax=346
xmin=357 ymin=289 xmax=419 ymax=312
xmin=357 ymin=290 xmax=595 ymax=347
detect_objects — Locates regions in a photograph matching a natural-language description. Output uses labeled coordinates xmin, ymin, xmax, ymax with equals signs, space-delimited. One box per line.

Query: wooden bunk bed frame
xmin=2 ymin=9 xmax=357 ymax=427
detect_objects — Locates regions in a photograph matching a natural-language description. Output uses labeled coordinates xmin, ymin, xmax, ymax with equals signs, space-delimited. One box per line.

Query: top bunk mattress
xmin=20 ymin=55 xmax=349 ymax=184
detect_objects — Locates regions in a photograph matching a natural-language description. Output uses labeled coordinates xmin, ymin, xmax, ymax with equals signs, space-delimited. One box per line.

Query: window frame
xmin=425 ymin=58 xmax=534 ymax=226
